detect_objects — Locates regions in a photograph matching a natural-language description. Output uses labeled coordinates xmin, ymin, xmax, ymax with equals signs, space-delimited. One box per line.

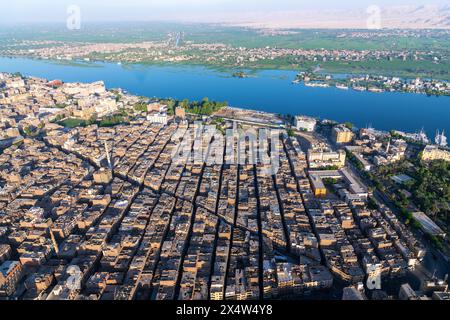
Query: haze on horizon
xmin=1 ymin=0 xmax=449 ymax=29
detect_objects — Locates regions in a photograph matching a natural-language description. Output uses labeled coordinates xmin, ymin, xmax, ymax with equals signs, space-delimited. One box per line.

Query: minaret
xmin=386 ymin=138 xmax=391 ymax=154
xmin=104 ymin=141 xmax=113 ymax=169
xmin=49 ymin=228 xmax=59 ymax=256
xmin=439 ymin=130 xmax=447 ymax=147
xmin=435 ymin=130 xmax=447 ymax=147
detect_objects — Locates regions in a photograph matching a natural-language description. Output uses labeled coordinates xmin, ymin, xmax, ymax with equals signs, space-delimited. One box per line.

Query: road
xmin=346 ymin=160 xmax=450 ymax=285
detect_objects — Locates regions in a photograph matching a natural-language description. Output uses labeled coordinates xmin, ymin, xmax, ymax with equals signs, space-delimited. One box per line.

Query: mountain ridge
xmin=217 ymin=5 xmax=450 ymax=29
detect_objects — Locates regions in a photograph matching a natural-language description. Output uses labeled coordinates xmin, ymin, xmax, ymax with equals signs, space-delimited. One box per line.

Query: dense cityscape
xmin=1 ymin=2 xmax=450 ymax=313
xmin=0 ymin=73 xmax=449 ymax=301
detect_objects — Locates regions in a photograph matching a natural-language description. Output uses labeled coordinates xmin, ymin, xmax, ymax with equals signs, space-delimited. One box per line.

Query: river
xmin=0 ymin=57 xmax=448 ymax=139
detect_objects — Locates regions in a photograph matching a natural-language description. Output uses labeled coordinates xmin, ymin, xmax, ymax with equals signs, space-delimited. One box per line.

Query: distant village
xmin=294 ymin=72 xmax=450 ymax=96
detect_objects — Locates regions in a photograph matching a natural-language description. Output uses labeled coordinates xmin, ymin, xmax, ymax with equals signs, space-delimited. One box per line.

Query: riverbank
xmin=294 ymin=72 xmax=450 ymax=97
xmin=3 ymin=53 xmax=450 ymax=82
xmin=1 ymin=56 xmax=449 ymax=140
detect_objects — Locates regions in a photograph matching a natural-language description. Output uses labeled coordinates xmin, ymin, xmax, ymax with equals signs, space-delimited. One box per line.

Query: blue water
xmin=0 ymin=57 xmax=448 ymax=138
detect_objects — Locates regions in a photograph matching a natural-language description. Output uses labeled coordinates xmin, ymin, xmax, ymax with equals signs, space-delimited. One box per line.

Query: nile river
xmin=0 ymin=57 xmax=448 ymax=139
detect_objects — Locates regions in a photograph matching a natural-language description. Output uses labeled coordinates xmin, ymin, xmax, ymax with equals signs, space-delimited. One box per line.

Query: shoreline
xmin=2 ymin=54 xmax=450 ymax=83
xmin=1 ymin=58 xmax=449 ymax=139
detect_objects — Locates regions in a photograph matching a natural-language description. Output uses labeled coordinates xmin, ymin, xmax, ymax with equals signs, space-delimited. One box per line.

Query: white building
xmin=62 ymin=81 xmax=106 ymax=96
xmin=147 ymin=112 xmax=168 ymax=125
xmin=294 ymin=116 xmax=317 ymax=132
xmin=95 ymin=98 xmax=118 ymax=118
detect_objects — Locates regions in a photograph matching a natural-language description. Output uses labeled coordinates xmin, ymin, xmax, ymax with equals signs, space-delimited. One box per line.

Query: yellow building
xmin=307 ymin=149 xmax=346 ymax=169
xmin=0 ymin=261 xmax=23 ymax=296
xmin=93 ymin=168 xmax=113 ymax=184
xmin=333 ymin=125 xmax=354 ymax=144
xmin=310 ymin=175 xmax=327 ymax=197
xmin=175 ymin=107 xmax=186 ymax=119
xmin=421 ymin=145 xmax=450 ymax=162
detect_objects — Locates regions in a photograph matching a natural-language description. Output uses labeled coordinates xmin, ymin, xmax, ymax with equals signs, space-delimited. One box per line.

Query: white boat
xmin=336 ymin=84 xmax=349 ymax=90
xmin=305 ymin=82 xmax=329 ymax=88
xmin=368 ymin=87 xmax=384 ymax=93
xmin=417 ymin=128 xmax=430 ymax=144
xmin=435 ymin=130 xmax=448 ymax=147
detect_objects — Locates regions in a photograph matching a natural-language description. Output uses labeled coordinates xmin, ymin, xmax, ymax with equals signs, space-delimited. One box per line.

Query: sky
xmin=1 ymin=0 xmax=448 ymax=24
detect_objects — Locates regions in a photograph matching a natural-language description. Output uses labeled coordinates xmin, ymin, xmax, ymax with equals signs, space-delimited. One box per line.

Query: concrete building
xmin=294 ymin=116 xmax=317 ymax=132
xmin=307 ymin=149 xmax=346 ymax=169
xmin=308 ymin=169 xmax=368 ymax=201
xmin=412 ymin=212 xmax=446 ymax=238
xmin=342 ymin=285 xmax=367 ymax=300
xmin=310 ymin=174 xmax=327 ymax=197
xmin=147 ymin=102 xmax=167 ymax=113
xmin=398 ymin=283 xmax=418 ymax=300
xmin=0 ymin=261 xmax=23 ymax=296
xmin=432 ymin=292 xmax=450 ymax=300
xmin=93 ymin=168 xmax=113 ymax=184
xmin=95 ymin=98 xmax=118 ymax=118
xmin=421 ymin=277 xmax=448 ymax=295
xmin=0 ymin=245 xmax=11 ymax=264
xmin=147 ymin=113 xmax=168 ymax=125
xmin=421 ymin=145 xmax=450 ymax=162
xmin=175 ymin=107 xmax=186 ymax=119
xmin=333 ymin=125 xmax=354 ymax=144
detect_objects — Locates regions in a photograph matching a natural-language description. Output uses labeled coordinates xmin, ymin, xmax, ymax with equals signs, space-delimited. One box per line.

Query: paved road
xmin=347 ymin=161 xmax=450 ymax=284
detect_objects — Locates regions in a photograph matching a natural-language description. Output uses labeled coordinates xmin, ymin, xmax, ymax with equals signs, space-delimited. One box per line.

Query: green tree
xmin=287 ymin=128 xmax=295 ymax=137
xmin=344 ymin=122 xmax=354 ymax=130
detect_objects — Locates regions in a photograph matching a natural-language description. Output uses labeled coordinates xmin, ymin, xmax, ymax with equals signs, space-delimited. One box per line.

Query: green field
xmin=58 ymin=118 xmax=88 ymax=128
xmin=1 ymin=23 xmax=449 ymax=80
xmin=1 ymin=23 xmax=449 ymax=51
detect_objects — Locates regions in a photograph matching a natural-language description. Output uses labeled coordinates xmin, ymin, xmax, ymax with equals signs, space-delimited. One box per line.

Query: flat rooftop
xmin=391 ymin=174 xmax=413 ymax=184
xmin=413 ymin=212 xmax=446 ymax=238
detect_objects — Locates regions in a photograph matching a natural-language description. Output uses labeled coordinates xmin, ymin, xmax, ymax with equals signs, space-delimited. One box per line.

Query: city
xmin=0 ymin=0 xmax=450 ymax=315
xmin=0 ymin=73 xmax=449 ymax=301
